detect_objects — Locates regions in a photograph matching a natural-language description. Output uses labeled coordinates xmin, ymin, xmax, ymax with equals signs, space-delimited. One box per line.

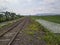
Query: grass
xmin=26 ymin=18 xmax=60 ymax=45
xmin=0 ymin=18 xmax=20 ymax=29
xmin=22 ymin=19 xmax=44 ymax=45
xmin=31 ymin=15 xmax=60 ymax=24
xmin=0 ymin=23 xmax=12 ymax=29
xmin=43 ymin=31 xmax=60 ymax=45
xmin=39 ymin=24 xmax=60 ymax=45
xmin=24 ymin=20 xmax=40 ymax=36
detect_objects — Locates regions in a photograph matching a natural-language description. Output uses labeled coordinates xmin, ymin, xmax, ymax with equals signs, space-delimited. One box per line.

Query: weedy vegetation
xmin=28 ymin=17 xmax=60 ymax=45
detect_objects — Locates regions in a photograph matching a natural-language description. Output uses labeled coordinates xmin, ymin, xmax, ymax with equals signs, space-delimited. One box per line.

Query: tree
xmin=5 ymin=11 xmax=9 ymax=20
xmin=10 ymin=13 xmax=16 ymax=20
xmin=0 ymin=14 xmax=3 ymax=22
xmin=5 ymin=11 xmax=11 ymax=20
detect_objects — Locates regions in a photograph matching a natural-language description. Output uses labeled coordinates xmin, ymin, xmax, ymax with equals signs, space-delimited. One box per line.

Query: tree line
xmin=0 ymin=11 xmax=23 ymax=23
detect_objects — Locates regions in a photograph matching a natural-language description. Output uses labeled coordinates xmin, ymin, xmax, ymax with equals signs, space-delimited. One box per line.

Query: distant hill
xmin=35 ymin=13 xmax=60 ymax=16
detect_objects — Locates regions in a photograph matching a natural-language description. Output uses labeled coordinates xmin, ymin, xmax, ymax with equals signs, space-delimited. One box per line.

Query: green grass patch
xmin=31 ymin=15 xmax=60 ymax=24
xmin=24 ymin=19 xmax=41 ymax=36
xmin=0 ymin=18 xmax=20 ymax=29
xmin=0 ymin=22 xmax=13 ymax=29
xmin=40 ymin=24 xmax=60 ymax=45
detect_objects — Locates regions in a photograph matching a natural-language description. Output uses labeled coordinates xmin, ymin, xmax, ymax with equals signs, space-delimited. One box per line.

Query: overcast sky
xmin=0 ymin=0 xmax=60 ymax=15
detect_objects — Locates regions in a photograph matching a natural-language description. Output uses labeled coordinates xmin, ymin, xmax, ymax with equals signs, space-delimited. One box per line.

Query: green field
xmin=31 ymin=15 xmax=60 ymax=24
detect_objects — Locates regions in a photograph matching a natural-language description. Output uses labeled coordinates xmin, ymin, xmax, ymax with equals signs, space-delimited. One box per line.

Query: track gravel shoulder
xmin=36 ymin=19 xmax=60 ymax=33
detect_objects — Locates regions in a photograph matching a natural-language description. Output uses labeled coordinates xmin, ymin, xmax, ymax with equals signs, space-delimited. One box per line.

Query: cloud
xmin=0 ymin=0 xmax=60 ymax=15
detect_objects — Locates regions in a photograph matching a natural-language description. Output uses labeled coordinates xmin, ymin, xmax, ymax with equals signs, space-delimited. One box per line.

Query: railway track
xmin=10 ymin=17 xmax=31 ymax=45
xmin=0 ymin=17 xmax=25 ymax=37
xmin=0 ymin=17 xmax=30 ymax=45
